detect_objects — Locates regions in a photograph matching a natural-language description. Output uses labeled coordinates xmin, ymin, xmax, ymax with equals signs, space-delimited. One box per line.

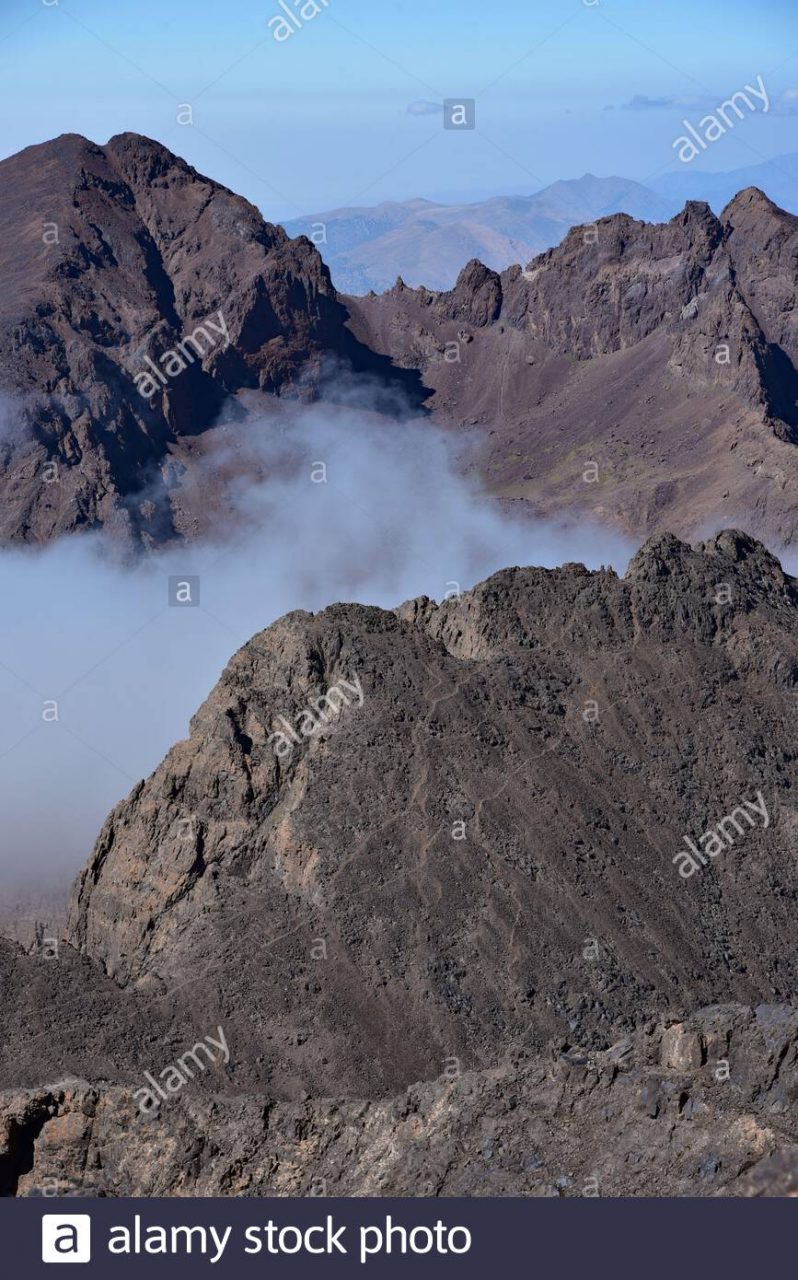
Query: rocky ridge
xmin=2 ymin=132 xmax=798 ymax=546
xmin=5 ymin=985 xmax=798 ymax=1196
xmin=58 ymin=530 xmax=798 ymax=1107
xmin=347 ymin=189 xmax=798 ymax=544
xmin=2 ymin=530 xmax=796 ymax=1197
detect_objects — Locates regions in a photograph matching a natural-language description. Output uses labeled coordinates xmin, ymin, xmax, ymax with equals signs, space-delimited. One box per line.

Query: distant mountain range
xmin=283 ymin=156 xmax=798 ymax=294
xmin=282 ymin=176 xmax=677 ymax=294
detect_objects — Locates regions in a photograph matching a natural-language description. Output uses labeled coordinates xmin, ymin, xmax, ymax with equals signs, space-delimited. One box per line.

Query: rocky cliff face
xmin=0 ymin=133 xmax=416 ymax=544
xmin=4 ymin=530 xmax=798 ymax=1193
xmin=59 ymin=532 xmax=798 ymax=1101
xmin=5 ymin=1003 xmax=798 ymax=1197
xmin=3 ymin=132 xmax=798 ymax=547
xmin=346 ymin=190 xmax=798 ymax=545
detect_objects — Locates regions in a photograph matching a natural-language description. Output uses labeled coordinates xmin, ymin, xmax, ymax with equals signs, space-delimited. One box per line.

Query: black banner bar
xmin=3 ymin=1196 xmax=787 ymax=1278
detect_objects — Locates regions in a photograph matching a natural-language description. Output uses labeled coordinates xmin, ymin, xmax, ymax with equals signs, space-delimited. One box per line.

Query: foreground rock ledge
xmin=3 ymin=1004 xmax=798 ymax=1197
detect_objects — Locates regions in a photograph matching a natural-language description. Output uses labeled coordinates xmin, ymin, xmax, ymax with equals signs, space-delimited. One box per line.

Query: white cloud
xmin=0 ymin=389 xmax=635 ymax=898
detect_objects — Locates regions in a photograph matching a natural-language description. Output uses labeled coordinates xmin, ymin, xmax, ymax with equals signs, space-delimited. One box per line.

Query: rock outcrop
xmin=0 ymin=132 xmax=420 ymax=544
xmin=3 ymin=531 xmax=798 ymax=1193
xmin=347 ymin=189 xmax=798 ymax=545
xmin=4 ymin=998 xmax=798 ymax=1196
xmin=51 ymin=532 xmax=798 ymax=1107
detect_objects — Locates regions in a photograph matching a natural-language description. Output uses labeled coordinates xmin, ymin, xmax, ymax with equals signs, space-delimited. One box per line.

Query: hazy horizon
xmin=2 ymin=0 xmax=798 ymax=220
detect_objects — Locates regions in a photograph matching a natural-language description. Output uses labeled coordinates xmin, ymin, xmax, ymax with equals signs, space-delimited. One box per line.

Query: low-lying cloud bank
xmin=0 ymin=394 xmax=635 ymax=897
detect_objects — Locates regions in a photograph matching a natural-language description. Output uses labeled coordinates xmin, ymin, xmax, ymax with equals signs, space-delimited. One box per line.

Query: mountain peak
xmin=626 ymin=529 xmax=794 ymax=606
xmin=625 ymin=532 xmax=693 ymax=582
xmin=629 ymin=527 xmax=773 ymax=571
xmin=0 ymin=131 xmax=421 ymax=543
xmin=672 ymin=199 xmax=723 ymax=240
xmin=679 ymin=198 xmax=715 ymax=218
xmin=104 ymin=131 xmax=198 ymax=168
xmin=104 ymin=131 xmax=207 ymax=188
xmin=2 ymin=131 xmax=102 ymax=170
xmin=105 ymin=129 xmax=167 ymax=149
xmin=721 ymin=185 xmax=786 ymax=222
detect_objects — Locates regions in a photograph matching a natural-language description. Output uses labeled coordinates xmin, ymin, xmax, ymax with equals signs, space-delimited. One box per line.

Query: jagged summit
xmin=58 ymin=532 xmax=798 ymax=1101
xmin=5 ymin=530 xmax=798 ymax=1193
xmin=346 ymin=180 xmax=798 ymax=545
xmin=1 ymin=131 xmax=798 ymax=547
xmin=626 ymin=529 xmax=797 ymax=614
xmin=671 ymin=198 xmax=723 ymax=238
xmin=0 ymin=132 xmax=421 ymax=545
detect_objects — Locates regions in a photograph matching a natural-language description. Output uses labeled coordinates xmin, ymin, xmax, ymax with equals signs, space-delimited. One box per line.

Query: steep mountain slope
xmin=3 ymin=132 xmax=798 ymax=549
xmin=283 ymin=176 xmax=676 ymax=293
xmin=346 ymin=191 xmax=798 ymax=545
xmin=3 ymin=529 xmax=798 ymax=1195
xmin=0 ymin=132 xmax=418 ymax=545
xmin=62 ymin=530 xmax=798 ymax=1104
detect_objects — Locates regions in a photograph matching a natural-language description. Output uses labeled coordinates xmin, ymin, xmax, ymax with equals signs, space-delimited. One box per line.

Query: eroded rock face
xmin=346 ymin=189 xmax=798 ymax=545
xmin=2 ymin=531 xmax=798 ymax=1195
xmin=59 ymin=531 xmax=798 ymax=1106
xmin=351 ymin=190 xmax=789 ymax=395
xmin=3 ymin=1003 xmax=798 ymax=1197
xmin=0 ymin=133 xmax=417 ymax=544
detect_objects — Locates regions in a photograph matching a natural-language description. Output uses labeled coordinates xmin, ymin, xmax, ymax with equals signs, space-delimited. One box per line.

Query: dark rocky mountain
xmin=348 ymin=188 xmax=798 ymax=546
xmin=282 ymin=175 xmax=676 ymax=294
xmin=4 ymin=529 xmax=798 ymax=1194
xmin=2 ymin=134 xmax=798 ymax=549
xmin=0 ymin=132 xmax=419 ymax=545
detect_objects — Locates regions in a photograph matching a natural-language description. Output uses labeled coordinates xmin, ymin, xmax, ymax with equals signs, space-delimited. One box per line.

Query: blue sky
xmin=1 ymin=0 xmax=797 ymax=216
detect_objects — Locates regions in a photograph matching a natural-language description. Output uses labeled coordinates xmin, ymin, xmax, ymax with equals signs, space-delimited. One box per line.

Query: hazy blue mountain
xmin=283 ymin=175 xmax=677 ymax=294
xmin=652 ymin=153 xmax=798 ymax=215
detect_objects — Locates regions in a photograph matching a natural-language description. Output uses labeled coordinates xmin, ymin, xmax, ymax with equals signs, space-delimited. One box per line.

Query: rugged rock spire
xmin=0 ymin=132 xmax=421 ymax=544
